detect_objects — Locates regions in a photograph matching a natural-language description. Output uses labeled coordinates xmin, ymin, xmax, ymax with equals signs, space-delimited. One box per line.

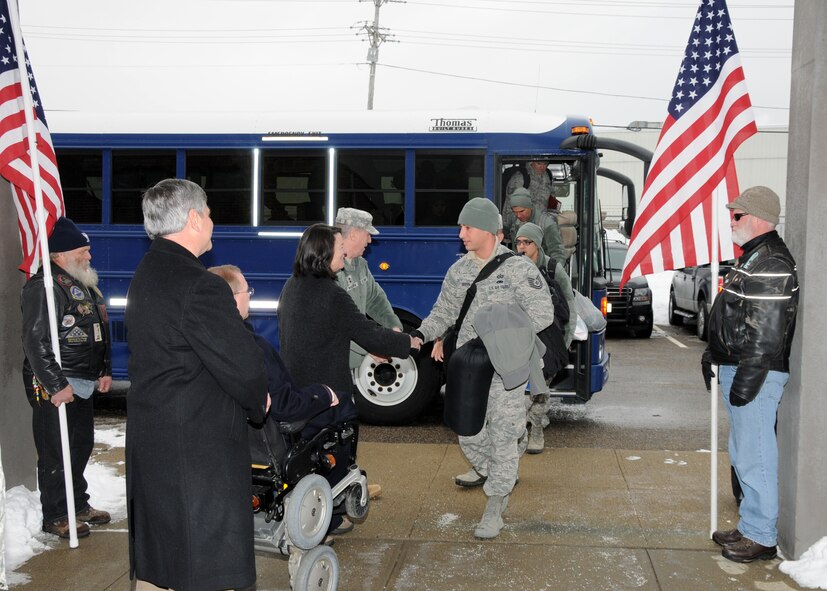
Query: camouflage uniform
xmin=336 ymin=256 xmax=402 ymax=369
xmin=418 ymin=243 xmax=554 ymax=496
xmin=505 ymin=208 xmax=566 ymax=264
xmin=503 ymin=166 xmax=553 ymax=230
xmin=517 ymin=251 xmax=569 ymax=435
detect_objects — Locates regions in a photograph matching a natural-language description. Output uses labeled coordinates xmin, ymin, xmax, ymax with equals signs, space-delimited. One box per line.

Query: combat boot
xmin=455 ymin=468 xmax=487 ymax=487
xmin=527 ymin=423 xmax=544 ymax=454
xmin=474 ymin=495 xmax=507 ymax=539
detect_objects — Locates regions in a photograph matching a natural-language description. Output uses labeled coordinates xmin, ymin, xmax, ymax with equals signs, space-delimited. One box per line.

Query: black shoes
xmin=722 ymin=538 xmax=777 ymax=563
xmin=712 ymin=528 xmax=742 ymax=546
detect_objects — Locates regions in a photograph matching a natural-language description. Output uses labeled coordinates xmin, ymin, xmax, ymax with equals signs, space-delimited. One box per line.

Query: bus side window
xmin=185 ymin=150 xmax=252 ymax=225
xmin=337 ymin=151 xmax=405 ymax=226
xmin=260 ymin=151 xmax=326 ymax=225
xmin=56 ymin=149 xmax=103 ymax=223
xmin=112 ymin=150 xmax=177 ymax=225
xmin=415 ymin=153 xmax=484 ymax=226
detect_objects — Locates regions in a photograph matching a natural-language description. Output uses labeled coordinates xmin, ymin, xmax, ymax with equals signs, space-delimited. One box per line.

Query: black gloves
xmin=730 ymin=391 xmax=748 ymax=407
xmin=701 ymin=350 xmax=715 ymax=392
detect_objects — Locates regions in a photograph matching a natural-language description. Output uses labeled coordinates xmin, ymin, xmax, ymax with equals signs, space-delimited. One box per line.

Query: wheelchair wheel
xmin=344 ymin=483 xmax=370 ymax=523
xmin=285 ymin=474 xmax=333 ymax=551
xmin=292 ymin=545 xmax=339 ymax=591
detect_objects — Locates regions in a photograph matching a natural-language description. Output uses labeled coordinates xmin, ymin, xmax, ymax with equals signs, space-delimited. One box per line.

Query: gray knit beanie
xmin=516 ymin=222 xmax=543 ymax=248
xmin=458 ymin=198 xmax=499 ymax=235
xmin=510 ymin=188 xmax=533 ymax=209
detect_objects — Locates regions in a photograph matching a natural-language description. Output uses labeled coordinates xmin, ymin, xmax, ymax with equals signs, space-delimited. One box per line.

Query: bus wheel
xmin=353 ymin=343 xmax=440 ymax=425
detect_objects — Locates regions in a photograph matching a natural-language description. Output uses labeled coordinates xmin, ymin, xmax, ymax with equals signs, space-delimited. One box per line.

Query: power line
xmin=378 ymin=63 xmax=789 ymax=110
xmin=403 ymin=0 xmax=793 ymax=20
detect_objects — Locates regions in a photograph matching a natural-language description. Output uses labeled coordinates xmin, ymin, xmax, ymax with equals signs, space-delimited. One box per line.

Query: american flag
xmin=0 ymin=0 xmax=64 ymax=276
xmin=620 ymin=0 xmax=756 ymax=287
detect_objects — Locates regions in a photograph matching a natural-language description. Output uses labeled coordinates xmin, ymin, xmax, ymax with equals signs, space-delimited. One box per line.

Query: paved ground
xmin=10 ymin=438 xmax=805 ymax=591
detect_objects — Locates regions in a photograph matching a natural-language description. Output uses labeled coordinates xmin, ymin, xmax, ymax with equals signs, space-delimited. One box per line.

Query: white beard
xmin=63 ymin=260 xmax=99 ymax=289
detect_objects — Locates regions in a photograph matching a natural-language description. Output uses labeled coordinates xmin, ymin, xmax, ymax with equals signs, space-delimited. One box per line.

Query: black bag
xmin=443 ymin=336 xmax=495 ymax=436
xmin=441 ymin=252 xmax=514 ymax=367
xmin=537 ymin=259 xmax=572 ymax=380
xmin=544 ymin=259 xmax=571 ymax=332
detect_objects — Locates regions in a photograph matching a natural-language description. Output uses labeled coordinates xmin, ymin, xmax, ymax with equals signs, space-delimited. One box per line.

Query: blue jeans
xmin=719 ymin=365 xmax=787 ymax=547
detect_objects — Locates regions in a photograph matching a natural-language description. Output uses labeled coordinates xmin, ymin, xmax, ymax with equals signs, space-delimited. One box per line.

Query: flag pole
xmin=7 ymin=0 xmax=80 ymax=548
xmin=709 ymin=188 xmax=721 ymax=537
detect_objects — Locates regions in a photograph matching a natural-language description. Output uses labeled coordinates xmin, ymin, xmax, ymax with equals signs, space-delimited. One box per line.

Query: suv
xmin=604 ymin=240 xmax=653 ymax=338
xmin=669 ymin=261 xmax=734 ymax=340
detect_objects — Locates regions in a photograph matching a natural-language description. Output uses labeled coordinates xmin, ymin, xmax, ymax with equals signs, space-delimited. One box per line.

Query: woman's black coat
xmin=125 ymin=238 xmax=267 ymax=591
xmin=278 ymin=274 xmax=411 ymax=393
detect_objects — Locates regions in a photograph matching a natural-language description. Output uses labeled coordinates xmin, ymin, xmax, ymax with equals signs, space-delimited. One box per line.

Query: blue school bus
xmin=50 ymin=110 xmax=611 ymax=424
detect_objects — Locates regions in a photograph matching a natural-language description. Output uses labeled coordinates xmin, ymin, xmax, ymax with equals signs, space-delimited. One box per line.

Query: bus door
xmin=497 ymin=154 xmax=606 ymax=402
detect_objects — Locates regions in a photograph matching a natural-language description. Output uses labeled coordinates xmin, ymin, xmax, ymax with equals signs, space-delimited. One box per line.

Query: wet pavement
xmin=8 ymin=326 xmax=806 ymax=590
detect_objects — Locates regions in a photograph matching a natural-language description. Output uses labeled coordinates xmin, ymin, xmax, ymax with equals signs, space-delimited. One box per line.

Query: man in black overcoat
xmin=125 ymin=179 xmax=267 ymax=591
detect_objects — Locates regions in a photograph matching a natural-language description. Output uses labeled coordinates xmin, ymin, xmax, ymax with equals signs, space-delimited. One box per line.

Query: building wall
xmin=777 ymin=0 xmax=827 ymax=560
xmin=0 ymin=180 xmax=36 ymax=490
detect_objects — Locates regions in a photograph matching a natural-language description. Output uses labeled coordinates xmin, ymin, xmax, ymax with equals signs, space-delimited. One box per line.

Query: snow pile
xmin=2 ymin=486 xmax=46 ymax=587
xmin=2 ymin=425 xmax=127 ymax=586
xmin=780 ymin=537 xmax=827 ymax=589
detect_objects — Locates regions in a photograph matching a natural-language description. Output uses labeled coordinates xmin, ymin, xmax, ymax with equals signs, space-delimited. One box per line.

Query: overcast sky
xmin=19 ymin=0 xmax=793 ymax=131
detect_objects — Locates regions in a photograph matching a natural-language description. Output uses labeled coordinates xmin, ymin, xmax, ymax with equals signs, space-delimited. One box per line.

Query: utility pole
xmin=355 ymin=0 xmax=400 ymax=110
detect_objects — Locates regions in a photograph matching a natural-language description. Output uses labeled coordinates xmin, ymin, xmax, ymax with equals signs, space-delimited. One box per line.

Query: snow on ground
xmin=2 ymin=423 xmax=126 ymax=587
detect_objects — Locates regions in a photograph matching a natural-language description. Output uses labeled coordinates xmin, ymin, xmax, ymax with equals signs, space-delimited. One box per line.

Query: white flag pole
xmin=709 ymin=186 xmax=721 ymax=538
xmin=7 ymin=0 xmax=79 ymax=548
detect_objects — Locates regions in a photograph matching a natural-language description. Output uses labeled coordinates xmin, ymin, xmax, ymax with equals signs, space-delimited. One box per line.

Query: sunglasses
xmin=234 ymin=287 xmax=255 ymax=296
xmin=733 ymin=213 xmax=749 ymax=222
xmin=515 ymin=239 xmax=533 ymax=246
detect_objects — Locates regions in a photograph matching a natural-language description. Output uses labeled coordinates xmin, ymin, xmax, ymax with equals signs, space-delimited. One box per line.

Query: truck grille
xmin=606 ymin=286 xmax=630 ymax=318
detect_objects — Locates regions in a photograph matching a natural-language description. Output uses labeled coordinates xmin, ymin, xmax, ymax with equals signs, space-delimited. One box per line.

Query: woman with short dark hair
xmin=279 ymin=223 xmax=416 ymax=534
xmin=292 ymin=223 xmax=344 ymax=279
xmin=279 ymin=222 xmax=415 ymax=408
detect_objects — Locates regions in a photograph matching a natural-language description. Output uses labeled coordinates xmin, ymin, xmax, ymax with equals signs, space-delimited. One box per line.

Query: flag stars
xmin=690 ymin=77 xmax=698 ymax=86
xmin=702 ymin=77 xmax=711 ymax=86
xmin=674 ymin=103 xmax=684 ymax=113
xmin=725 ymin=34 xmax=734 ymax=42
xmin=689 ymin=90 xmax=698 ymax=99
xmin=704 ymin=51 xmax=712 ymax=60
xmin=723 ymin=46 xmax=732 ymax=55
xmin=692 ymin=37 xmax=700 ymax=47
xmin=706 ymin=24 xmax=714 ymax=33
xmin=704 ymin=64 xmax=712 ymax=73
xmin=690 ymin=63 xmax=699 ymax=73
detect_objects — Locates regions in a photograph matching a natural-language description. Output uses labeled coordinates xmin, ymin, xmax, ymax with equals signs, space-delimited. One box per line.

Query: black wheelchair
xmin=249 ymin=413 xmax=369 ymax=591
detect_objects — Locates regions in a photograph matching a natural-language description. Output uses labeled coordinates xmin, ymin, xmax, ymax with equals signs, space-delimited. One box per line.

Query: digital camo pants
xmin=459 ymin=374 xmax=527 ymax=497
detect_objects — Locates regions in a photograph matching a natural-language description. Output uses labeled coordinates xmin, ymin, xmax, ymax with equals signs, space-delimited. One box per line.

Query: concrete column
xmin=778 ymin=0 xmax=827 ymax=560
xmin=0 ymin=180 xmax=36 ymax=490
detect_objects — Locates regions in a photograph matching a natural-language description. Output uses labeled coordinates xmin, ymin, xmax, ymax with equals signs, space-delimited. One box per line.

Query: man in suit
xmin=125 ymin=179 xmax=268 ymax=591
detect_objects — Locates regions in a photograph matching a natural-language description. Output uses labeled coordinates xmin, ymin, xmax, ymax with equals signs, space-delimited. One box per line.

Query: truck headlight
xmin=632 ymin=288 xmax=651 ymax=303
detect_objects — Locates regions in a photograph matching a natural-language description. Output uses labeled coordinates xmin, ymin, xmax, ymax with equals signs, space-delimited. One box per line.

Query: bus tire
xmin=353 ymin=343 xmax=440 ymax=425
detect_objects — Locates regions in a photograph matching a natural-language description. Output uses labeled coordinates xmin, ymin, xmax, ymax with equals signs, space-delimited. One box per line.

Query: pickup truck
xmin=668 ymin=261 xmax=734 ymax=340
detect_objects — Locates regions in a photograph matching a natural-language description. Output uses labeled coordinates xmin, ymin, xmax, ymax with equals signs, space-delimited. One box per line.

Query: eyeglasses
xmin=732 ymin=212 xmax=749 ymax=222
xmin=234 ymin=287 xmax=254 ymax=296
xmin=515 ymin=239 xmax=533 ymax=246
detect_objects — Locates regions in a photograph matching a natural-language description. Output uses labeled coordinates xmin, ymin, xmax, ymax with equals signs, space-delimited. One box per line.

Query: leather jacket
xmin=21 ymin=262 xmax=111 ymax=398
xmin=707 ymin=230 xmax=798 ymax=404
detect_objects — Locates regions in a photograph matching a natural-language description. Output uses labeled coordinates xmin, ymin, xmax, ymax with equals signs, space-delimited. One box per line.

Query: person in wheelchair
xmin=209 ymin=264 xmax=364 ymax=543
